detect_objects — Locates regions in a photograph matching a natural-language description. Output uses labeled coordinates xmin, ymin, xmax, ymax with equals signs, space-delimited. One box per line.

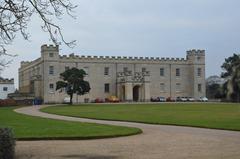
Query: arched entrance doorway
xmin=133 ymin=85 xmax=140 ymax=102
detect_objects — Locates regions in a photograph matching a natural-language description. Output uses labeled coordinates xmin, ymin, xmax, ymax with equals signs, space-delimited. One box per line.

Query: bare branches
xmin=0 ymin=45 xmax=17 ymax=71
xmin=27 ymin=0 xmax=77 ymax=47
xmin=0 ymin=0 xmax=77 ymax=70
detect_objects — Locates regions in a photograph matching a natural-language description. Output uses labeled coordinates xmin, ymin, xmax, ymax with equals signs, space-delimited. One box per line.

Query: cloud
xmin=1 ymin=0 xmax=240 ymax=88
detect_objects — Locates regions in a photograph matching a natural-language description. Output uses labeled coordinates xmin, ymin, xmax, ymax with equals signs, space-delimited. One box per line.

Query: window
xmin=49 ymin=66 xmax=54 ymax=75
xmin=176 ymin=83 xmax=181 ymax=92
xmin=198 ymin=84 xmax=202 ymax=92
xmin=49 ymin=84 xmax=54 ymax=89
xmin=123 ymin=67 xmax=128 ymax=72
xmin=142 ymin=67 xmax=146 ymax=72
xmin=65 ymin=66 xmax=70 ymax=71
xmin=83 ymin=67 xmax=89 ymax=75
xmin=49 ymin=84 xmax=54 ymax=92
xmin=3 ymin=87 xmax=8 ymax=91
xmin=176 ymin=68 xmax=180 ymax=77
xmin=104 ymin=83 xmax=110 ymax=93
xmin=49 ymin=53 xmax=54 ymax=57
xmin=160 ymin=83 xmax=165 ymax=92
xmin=160 ymin=68 xmax=164 ymax=76
xmin=104 ymin=67 xmax=109 ymax=75
xmin=197 ymin=68 xmax=202 ymax=77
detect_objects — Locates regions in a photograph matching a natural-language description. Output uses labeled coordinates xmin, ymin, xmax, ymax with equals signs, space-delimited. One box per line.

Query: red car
xmin=95 ymin=98 xmax=104 ymax=103
xmin=166 ymin=97 xmax=176 ymax=102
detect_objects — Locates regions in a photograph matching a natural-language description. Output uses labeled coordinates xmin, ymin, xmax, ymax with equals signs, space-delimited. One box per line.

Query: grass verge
xmin=0 ymin=107 xmax=141 ymax=140
xmin=42 ymin=103 xmax=240 ymax=131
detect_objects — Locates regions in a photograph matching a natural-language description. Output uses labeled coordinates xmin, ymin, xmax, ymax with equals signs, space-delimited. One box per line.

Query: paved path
xmin=15 ymin=106 xmax=240 ymax=159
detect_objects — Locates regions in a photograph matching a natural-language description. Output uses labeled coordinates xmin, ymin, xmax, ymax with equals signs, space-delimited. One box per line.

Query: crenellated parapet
xmin=20 ymin=58 xmax=41 ymax=68
xmin=20 ymin=61 xmax=31 ymax=67
xmin=41 ymin=44 xmax=59 ymax=52
xmin=186 ymin=49 xmax=205 ymax=64
xmin=117 ymin=71 xmax=133 ymax=77
xmin=117 ymin=71 xmax=150 ymax=84
xmin=59 ymin=54 xmax=187 ymax=63
xmin=187 ymin=49 xmax=205 ymax=56
xmin=0 ymin=77 xmax=14 ymax=84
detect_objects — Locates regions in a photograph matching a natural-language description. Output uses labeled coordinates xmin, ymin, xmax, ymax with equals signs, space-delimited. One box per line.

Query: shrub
xmin=0 ymin=99 xmax=17 ymax=107
xmin=0 ymin=128 xmax=15 ymax=159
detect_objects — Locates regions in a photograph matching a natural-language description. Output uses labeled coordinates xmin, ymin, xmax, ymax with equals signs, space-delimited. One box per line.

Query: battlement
xmin=186 ymin=49 xmax=205 ymax=63
xmin=187 ymin=49 xmax=205 ymax=56
xmin=20 ymin=58 xmax=41 ymax=68
xmin=20 ymin=61 xmax=31 ymax=66
xmin=41 ymin=44 xmax=59 ymax=52
xmin=0 ymin=77 xmax=14 ymax=84
xmin=59 ymin=54 xmax=187 ymax=63
xmin=20 ymin=47 xmax=205 ymax=69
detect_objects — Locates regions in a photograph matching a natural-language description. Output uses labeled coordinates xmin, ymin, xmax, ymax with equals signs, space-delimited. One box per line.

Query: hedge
xmin=0 ymin=128 xmax=15 ymax=159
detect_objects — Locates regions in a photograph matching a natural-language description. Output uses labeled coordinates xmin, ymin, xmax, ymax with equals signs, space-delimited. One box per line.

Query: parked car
xmin=95 ymin=98 xmax=104 ymax=103
xmin=151 ymin=97 xmax=160 ymax=102
xmin=63 ymin=97 xmax=70 ymax=104
xmin=176 ymin=97 xmax=187 ymax=102
xmin=107 ymin=96 xmax=120 ymax=103
xmin=159 ymin=97 xmax=166 ymax=102
xmin=199 ymin=97 xmax=208 ymax=102
xmin=186 ymin=97 xmax=195 ymax=102
xmin=176 ymin=97 xmax=181 ymax=102
xmin=166 ymin=97 xmax=176 ymax=102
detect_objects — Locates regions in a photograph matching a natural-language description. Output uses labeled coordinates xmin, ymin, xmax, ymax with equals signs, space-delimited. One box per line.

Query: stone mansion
xmin=19 ymin=44 xmax=206 ymax=103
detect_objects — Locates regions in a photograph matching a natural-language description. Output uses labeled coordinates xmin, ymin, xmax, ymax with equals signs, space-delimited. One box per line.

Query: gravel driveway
xmin=14 ymin=106 xmax=240 ymax=159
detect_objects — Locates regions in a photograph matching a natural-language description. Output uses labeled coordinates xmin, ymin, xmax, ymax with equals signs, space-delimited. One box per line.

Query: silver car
xmin=199 ymin=97 xmax=208 ymax=102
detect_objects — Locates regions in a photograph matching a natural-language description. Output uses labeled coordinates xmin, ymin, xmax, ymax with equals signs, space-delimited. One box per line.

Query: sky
xmin=1 ymin=0 xmax=240 ymax=88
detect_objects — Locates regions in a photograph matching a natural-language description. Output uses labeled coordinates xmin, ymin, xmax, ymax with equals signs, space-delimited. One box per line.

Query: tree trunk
xmin=238 ymin=92 xmax=240 ymax=103
xmin=70 ymin=93 xmax=73 ymax=105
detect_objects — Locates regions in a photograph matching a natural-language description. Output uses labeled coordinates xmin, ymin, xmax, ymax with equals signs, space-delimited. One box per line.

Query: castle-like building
xmin=19 ymin=44 xmax=206 ymax=103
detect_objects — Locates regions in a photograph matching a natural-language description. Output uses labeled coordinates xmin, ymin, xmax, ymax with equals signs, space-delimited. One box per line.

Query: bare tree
xmin=0 ymin=0 xmax=77 ymax=70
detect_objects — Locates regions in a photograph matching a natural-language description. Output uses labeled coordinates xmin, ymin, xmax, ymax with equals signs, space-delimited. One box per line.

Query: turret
xmin=186 ymin=49 xmax=206 ymax=99
xmin=40 ymin=44 xmax=60 ymax=103
xmin=41 ymin=44 xmax=59 ymax=60
xmin=186 ymin=49 xmax=205 ymax=64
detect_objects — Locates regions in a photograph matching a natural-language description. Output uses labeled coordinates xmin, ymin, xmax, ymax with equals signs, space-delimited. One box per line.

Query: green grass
xmin=42 ymin=103 xmax=240 ymax=131
xmin=0 ymin=107 xmax=141 ymax=140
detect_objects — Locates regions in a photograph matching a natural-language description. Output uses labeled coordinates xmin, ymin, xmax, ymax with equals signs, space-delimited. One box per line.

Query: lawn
xmin=42 ymin=103 xmax=240 ymax=131
xmin=0 ymin=107 xmax=141 ymax=140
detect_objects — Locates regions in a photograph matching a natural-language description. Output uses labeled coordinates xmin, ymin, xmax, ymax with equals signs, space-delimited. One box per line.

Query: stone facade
xmin=19 ymin=44 xmax=206 ymax=103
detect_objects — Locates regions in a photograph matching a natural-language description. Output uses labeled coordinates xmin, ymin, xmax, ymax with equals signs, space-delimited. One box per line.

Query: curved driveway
xmin=15 ymin=106 xmax=240 ymax=159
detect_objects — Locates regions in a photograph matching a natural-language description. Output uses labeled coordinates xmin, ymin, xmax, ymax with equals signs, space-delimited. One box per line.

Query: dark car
xmin=166 ymin=97 xmax=176 ymax=102
xmin=151 ymin=97 xmax=160 ymax=102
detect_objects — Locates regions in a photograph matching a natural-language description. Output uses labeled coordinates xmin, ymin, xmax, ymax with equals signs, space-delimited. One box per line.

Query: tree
xmin=221 ymin=54 xmax=240 ymax=102
xmin=206 ymin=75 xmax=225 ymax=99
xmin=56 ymin=68 xmax=91 ymax=105
xmin=206 ymin=83 xmax=223 ymax=99
xmin=0 ymin=0 xmax=76 ymax=70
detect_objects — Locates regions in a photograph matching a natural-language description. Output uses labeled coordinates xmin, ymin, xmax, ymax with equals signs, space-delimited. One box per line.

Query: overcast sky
xmin=1 ymin=0 xmax=240 ymax=88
